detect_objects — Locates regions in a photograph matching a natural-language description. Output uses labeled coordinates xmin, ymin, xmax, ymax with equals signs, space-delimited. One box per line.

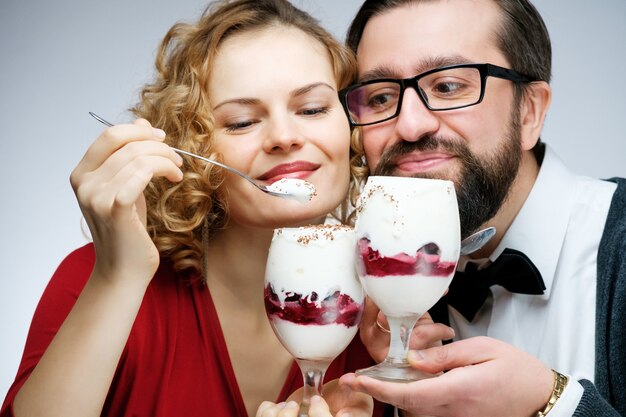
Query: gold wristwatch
xmin=537 ymin=369 xmax=569 ymax=417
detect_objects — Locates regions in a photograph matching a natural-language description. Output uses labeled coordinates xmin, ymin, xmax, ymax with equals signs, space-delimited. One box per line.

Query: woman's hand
xmin=256 ymin=396 xmax=334 ymax=417
xmin=256 ymin=393 xmax=371 ymax=417
xmin=359 ymin=297 xmax=455 ymax=363
xmin=70 ymin=119 xmax=183 ymax=286
xmin=341 ymin=336 xmax=554 ymax=417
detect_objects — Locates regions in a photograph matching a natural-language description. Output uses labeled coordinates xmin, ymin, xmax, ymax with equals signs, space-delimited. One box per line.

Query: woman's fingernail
xmin=310 ymin=395 xmax=322 ymax=404
xmin=408 ymin=350 xmax=425 ymax=361
xmin=153 ymin=128 xmax=166 ymax=138
xmin=285 ymin=401 xmax=298 ymax=409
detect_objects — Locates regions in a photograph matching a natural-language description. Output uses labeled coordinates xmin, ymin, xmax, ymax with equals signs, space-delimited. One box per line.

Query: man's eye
xmin=432 ymin=81 xmax=465 ymax=95
xmin=367 ymin=92 xmax=398 ymax=109
xmin=367 ymin=94 xmax=390 ymax=107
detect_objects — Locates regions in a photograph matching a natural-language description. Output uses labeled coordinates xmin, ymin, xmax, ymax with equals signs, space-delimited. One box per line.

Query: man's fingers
xmin=410 ymin=322 xmax=455 ymax=349
xmin=341 ymin=373 xmax=462 ymax=413
xmin=408 ymin=336 xmax=498 ymax=373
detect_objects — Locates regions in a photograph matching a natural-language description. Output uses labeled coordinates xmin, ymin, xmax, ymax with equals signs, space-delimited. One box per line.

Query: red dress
xmin=1 ymin=244 xmax=381 ymax=416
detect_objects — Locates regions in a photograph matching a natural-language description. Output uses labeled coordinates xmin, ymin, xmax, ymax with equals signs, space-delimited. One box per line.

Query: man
xmin=339 ymin=1 xmax=626 ymax=416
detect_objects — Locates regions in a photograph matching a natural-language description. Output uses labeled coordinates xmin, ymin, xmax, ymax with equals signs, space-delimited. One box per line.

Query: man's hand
xmin=341 ymin=336 xmax=554 ymax=417
xmin=359 ymin=297 xmax=455 ymax=363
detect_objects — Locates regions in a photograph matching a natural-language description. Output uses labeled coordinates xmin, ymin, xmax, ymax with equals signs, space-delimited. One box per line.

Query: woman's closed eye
xmin=298 ymin=105 xmax=330 ymax=117
xmin=224 ymin=118 xmax=258 ymax=132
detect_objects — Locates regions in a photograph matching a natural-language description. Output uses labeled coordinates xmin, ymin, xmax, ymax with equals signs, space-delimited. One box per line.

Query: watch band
xmin=537 ymin=369 xmax=569 ymax=417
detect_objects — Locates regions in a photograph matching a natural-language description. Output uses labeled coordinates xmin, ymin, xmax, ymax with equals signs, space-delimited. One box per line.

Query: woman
xmin=0 ymin=1 xmax=377 ymax=416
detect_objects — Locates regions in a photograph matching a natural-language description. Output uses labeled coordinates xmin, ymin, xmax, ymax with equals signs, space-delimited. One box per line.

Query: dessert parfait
xmin=264 ymin=224 xmax=364 ymax=361
xmin=355 ymin=176 xmax=460 ymax=318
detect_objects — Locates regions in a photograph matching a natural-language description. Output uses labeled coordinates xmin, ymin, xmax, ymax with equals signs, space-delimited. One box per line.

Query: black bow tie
xmin=446 ymin=248 xmax=546 ymax=322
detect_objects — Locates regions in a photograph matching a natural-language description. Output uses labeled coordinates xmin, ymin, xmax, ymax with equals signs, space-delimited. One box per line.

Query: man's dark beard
xmin=373 ymin=121 xmax=522 ymax=239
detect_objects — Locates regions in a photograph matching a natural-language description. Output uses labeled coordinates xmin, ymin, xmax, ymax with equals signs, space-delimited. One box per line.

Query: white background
xmin=1 ymin=0 xmax=625 ymax=400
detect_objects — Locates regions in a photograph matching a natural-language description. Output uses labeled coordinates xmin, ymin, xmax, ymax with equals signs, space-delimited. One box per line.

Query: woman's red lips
xmin=259 ymin=161 xmax=320 ymax=181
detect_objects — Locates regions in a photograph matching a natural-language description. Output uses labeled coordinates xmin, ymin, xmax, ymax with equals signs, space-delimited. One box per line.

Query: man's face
xmin=356 ymin=0 xmax=523 ymax=236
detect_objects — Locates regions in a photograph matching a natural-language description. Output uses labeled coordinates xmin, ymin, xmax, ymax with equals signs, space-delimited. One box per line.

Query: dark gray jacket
xmin=575 ymin=177 xmax=626 ymax=416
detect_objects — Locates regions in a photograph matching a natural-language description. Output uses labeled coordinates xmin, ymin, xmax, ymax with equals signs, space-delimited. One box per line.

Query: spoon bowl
xmin=460 ymin=227 xmax=496 ymax=256
xmin=89 ymin=112 xmax=315 ymax=201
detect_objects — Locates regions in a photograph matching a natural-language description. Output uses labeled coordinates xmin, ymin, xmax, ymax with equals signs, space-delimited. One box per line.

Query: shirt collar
xmin=490 ymin=145 xmax=578 ymax=299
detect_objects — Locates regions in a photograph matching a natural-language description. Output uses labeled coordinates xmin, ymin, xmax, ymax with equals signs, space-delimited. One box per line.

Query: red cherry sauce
xmin=264 ymin=284 xmax=363 ymax=327
xmin=358 ymin=238 xmax=456 ymax=277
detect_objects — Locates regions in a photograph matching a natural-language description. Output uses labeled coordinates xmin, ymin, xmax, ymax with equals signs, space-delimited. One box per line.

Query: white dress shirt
xmin=449 ymin=146 xmax=617 ymax=416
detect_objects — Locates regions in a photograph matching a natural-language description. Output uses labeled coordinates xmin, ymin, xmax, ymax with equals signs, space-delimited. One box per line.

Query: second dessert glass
xmin=354 ymin=176 xmax=460 ymax=382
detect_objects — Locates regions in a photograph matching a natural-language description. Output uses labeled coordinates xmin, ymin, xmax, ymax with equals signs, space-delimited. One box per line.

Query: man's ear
xmin=519 ymin=81 xmax=552 ymax=151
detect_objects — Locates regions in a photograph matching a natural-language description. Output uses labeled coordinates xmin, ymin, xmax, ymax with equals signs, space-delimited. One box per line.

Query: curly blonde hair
xmin=130 ymin=0 xmax=358 ymax=279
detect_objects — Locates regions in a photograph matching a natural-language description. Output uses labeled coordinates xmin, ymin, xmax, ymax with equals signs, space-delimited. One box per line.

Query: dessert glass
xmin=264 ymin=224 xmax=364 ymax=416
xmin=354 ymin=176 xmax=460 ymax=381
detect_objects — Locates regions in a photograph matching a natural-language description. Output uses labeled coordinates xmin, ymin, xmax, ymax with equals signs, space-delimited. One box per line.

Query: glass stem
xmin=385 ymin=315 xmax=419 ymax=364
xmin=295 ymin=359 xmax=331 ymax=417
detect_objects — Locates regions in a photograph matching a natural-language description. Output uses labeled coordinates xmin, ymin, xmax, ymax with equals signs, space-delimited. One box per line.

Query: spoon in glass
xmin=89 ymin=112 xmax=316 ymax=202
xmin=460 ymin=226 xmax=496 ymax=256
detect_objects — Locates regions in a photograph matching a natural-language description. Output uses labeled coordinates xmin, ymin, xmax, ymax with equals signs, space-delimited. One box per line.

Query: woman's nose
xmin=263 ymin=114 xmax=305 ymax=153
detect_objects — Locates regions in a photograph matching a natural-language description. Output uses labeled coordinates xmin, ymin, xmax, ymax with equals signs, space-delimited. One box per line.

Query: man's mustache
xmin=373 ymin=135 xmax=469 ymax=176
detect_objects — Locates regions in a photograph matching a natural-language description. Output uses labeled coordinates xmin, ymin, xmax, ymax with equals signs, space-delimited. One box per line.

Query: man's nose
xmin=393 ymin=87 xmax=440 ymax=142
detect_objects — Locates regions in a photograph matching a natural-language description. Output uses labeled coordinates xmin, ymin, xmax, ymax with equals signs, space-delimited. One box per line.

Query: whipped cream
xmin=266 ymin=225 xmax=362 ymax=304
xmin=269 ymin=320 xmax=359 ymax=360
xmin=361 ymin=275 xmax=451 ymax=317
xmin=355 ymin=176 xmax=460 ymax=259
xmin=266 ymin=178 xmax=317 ymax=203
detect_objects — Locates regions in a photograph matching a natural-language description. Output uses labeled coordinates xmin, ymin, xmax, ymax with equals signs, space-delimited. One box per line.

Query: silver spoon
xmin=89 ymin=112 xmax=315 ymax=202
xmin=460 ymin=226 xmax=496 ymax=256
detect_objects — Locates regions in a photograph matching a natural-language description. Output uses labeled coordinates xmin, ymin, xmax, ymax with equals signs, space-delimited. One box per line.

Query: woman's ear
xmin=519 ymin=81 xmax=552 ymax=151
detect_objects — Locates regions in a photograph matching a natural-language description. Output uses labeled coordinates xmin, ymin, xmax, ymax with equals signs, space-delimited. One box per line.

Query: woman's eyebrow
xmin=213 ymin=97 xmax=260 ymax=111
xmin=291 ymin=82 xmax=335 ymax=97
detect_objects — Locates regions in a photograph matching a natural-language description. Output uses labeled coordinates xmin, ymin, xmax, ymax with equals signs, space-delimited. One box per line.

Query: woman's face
xmin=208 ymin=26 xmax=351 ymax=229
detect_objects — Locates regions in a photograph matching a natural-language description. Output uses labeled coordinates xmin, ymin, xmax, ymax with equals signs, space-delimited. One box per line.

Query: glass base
xmin=356 ymin=360 xmax=435 ymax=382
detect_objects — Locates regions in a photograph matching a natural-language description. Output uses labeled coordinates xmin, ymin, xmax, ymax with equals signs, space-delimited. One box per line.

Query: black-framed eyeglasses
xmin=339 ymin=63 xmax=536 ymax=127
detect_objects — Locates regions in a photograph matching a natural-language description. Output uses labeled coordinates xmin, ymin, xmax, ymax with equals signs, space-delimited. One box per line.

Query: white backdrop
xmin=1 ymin=0 xmax=625 ymax=400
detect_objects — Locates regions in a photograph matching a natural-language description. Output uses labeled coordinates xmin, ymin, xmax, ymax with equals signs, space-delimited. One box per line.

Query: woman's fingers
xmin=73 ymin=138 xmax=182 ymax=192
xmin=94 ymin=154 xmax=182 ymax=209
xmin=255 ymin=401 xmax=300 ymax=417
xmin=72 ymin=119 xmax=183 ymax=226
xmin=76 ymin=119 xmax=167 ymax=170
xmin=308 ymin=396 xmax=333 ymax=417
